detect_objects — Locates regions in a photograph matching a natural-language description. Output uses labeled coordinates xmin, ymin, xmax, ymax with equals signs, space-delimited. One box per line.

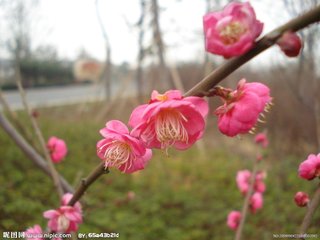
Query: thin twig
xmin=234 ymin=160 xmax=259 ymax=240
xmin=0 ymin=89 xmax=38 ymax=149
xmin=0 ymin=111 xmax=73 ymax=193
xmin=15 ymin=65 xmax=64 ymax=198
xmin=299 ymin=183 xmax=320 ymax=239
xmin=184 ymin=4 xmax=320 ymax=97
xmin=67 ymin=162 xmax=108 ymax=206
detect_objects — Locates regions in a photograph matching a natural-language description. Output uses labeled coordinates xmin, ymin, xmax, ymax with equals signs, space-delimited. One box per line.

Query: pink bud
xmin=254 ymin=132 xmax=268 ymax=148
xmin=127 ymin=191 xmax=136 ymax=201
xmin=47 ymin=136 xmax=68 ymax=163
xmin=227 ymin=211 xmax=241 ymax=230
xmin=32 ymin=110 xmax=39 ymax=118
xmin=277 ymin=31 xmax=302 ymax=57
xmin=250 ymin=192 xmax=263 ymax=214
xmin=298 ymin=153 xmax=320 ymax=180
xmin=294 ymin=192 xmax=309 ymax=207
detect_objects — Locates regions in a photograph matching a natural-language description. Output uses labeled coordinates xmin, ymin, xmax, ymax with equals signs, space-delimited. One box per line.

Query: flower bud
xmin=277 ymin=31 xmax=302 ymax=57
xmin=294 ymin=191 xmax=309 ymax=207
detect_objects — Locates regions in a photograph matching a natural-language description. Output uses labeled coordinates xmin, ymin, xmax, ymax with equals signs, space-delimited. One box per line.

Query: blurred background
xmin=0 ymin=0 xmax=320 ymax=239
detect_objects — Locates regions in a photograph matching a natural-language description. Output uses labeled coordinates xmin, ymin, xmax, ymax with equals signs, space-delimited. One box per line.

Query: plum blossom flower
xmin=25 ymin=225 xmax=62 ymax=240
xmin=215 ymin=79 xmax=271 ymax=137
xmin=61 ymin=193 xmax=82 ymax=213
xmin=203 ymin=2 xmax=263 ymax=58
xmin=254 ymin=132 xmax=268 ymax=148
xmin=277 ymin=31 xmax=302 ymax=57
xmin=227 ymin=211 xmax=241 ymax=230
xmin=236 ymin=170 xmax=266 ymax=195
xmin=294 ymin=191 xmax=309 ymax=207
xmin=25 ymin=225 xmax=43 ymax=240
xmin=47 ymin=136 xmax=68 ymax=163
xmin=236 ymin=170 xmax=251 ymax=194
xmin=97 ymin=120 xmax=152 ymax=173
xmin=43 ymin=193 xmax=82 ymax=233
xmin=129 ymin=90 xmax=208 ymax=150
xmin=250 ymin=192 xmax=263 ymax=213
xmin=298 ymin=153 xmax=320 ymax=180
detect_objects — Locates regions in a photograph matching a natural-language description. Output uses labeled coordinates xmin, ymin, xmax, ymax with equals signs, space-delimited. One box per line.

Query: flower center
xmin=155 ymin=94 xmax=168 ymax=101
xmin=99 ymin=141 xmax=132 ymax=169
xmin=155 ymin=109 xmax=188 ymax=148
xmin=220 ymin=22 xmax=247 ymax=45
xmin=57 ymin=214 xmax=70 ymax=232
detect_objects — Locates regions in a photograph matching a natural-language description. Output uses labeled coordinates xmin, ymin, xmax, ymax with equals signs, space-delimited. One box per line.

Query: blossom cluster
xmin=25 ymin=0 xmax=305 ymax=235
xmin=293 ymin=153 xmax=320 ymax=208
xmin=25 ymin=193 xmax=82 ymax=240
xmin=227 ymin=132 xmax=268 ymax=231
xmin=203 ymin=1 xmax=302 ymax=58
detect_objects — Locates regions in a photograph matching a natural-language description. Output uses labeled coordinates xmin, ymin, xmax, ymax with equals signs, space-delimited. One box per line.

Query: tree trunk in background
xmin=151 ymin=0 xmax=173 ymax=92
xmin=283 ymin=0 xmax=320 ymax=151
xmin=95 ymin=0 xmax=112 ymax=101
xmin=104 ymin=47 xmax=112 ymax=101
xmin=136 ymin=0 xmax=146 ymax=103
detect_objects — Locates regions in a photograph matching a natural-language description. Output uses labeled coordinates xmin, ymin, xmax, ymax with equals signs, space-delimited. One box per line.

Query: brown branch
xmin=66 ymin=3 xmax=320 ymax=210
xmin=0 ymin=89 xmax=39 ymax=151
xmin=0 ymin=111 xmax=73 ymax=193
xmin=67 ymin=162 xmax=108 ymax=206
xmin=184 ymin=4 xmax=320 ymax=97
xmin=299 ymin=183 xmax=320 ymax=239
xmin=15 ymin=65 xmax=64 ymax=198
xmin=234 ymin=160 xmax=259 ymax=240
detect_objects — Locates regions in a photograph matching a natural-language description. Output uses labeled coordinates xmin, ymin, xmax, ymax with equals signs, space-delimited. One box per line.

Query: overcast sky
xmin=1 ymin=0 xmax=296 ymax=65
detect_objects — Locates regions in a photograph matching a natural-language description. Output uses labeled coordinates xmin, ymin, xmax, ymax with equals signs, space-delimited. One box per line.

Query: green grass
xmin=0 ymin=104 xmax=319 ymax=239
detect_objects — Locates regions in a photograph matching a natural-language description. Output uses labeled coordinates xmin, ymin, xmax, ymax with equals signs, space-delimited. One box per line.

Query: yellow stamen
xmin=220 ymin=22 xmax=247 ymax=45
xmin=155 ymin=94 xmax=168 ymax=102
xmin=99 ymin=141 xmax=132 ymax=170
xmin=155 ymin=109 xmax=189 ymax=149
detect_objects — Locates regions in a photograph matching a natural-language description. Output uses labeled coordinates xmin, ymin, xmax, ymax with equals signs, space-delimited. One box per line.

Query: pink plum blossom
xmin=47 ymin=136 xmax=68 ymax=163
xmin=129 ymin=90 xmax=208 ymax=150
xmin=43 ymin=194 xmax=82 ymax=233
xmin=227 ymin=211 xmax=241 ymax=230
xmin=236 ymin=170 xmax=251 ymax=194
xmin=250 ymin=192 xmax=263 ymax=213
xmin=25 ymin=225 xmax=43 ymax=240
xmin=97 ymin=120 xmax=152 ymax=173
xmin=215 ymin=79 xmax=271 ymax=137
xmin=61 ymin=193 xmax=82 ymax=213
xmin=25 ymin=225 xmax=62 ymax=240
xmin=254 ymin=132 xmax=268 ymax=148
xmin=277 ymin=31 xmax=302 ymax=57
xmin=236 ymin=170 xmax=266 ymax=195
xmin=255 ymin=171 xmax=266 ymax=193
xmin=203 ymin=2 xmax=263 ymax=58
xmin=294 ymin=191 xmax=309 ymax=207
xmin=298 ymin=153 xmax=320 ymax=180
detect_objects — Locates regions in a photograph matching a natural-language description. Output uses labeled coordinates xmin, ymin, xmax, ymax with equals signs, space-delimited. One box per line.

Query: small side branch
xmin=299 ymin=184 xmax=320 ymax=239
xmin=15 ymin=65 xmax=64 ymax=197
xmin=234 ymin=160 xmax=259 ymax=240
xmin=0 ymin=111 xmax=73 ymax=193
